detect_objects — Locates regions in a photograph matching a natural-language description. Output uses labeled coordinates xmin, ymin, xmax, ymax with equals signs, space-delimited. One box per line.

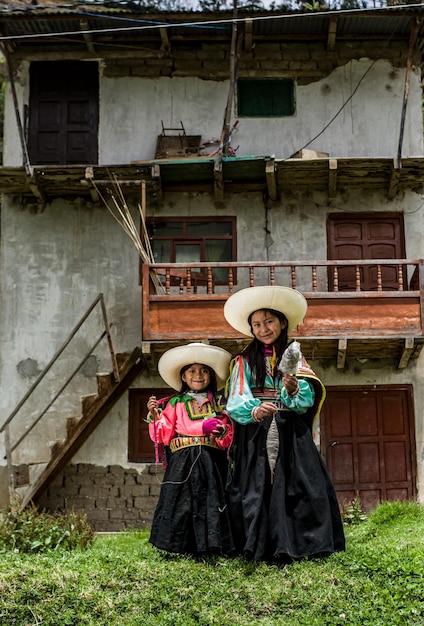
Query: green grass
xmin=1 ymin=501 xmax=424 ymax=625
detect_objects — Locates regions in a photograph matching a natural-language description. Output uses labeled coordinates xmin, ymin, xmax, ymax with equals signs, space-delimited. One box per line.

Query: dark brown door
xmin=321 ymin=386 xmax=416 ymax=512
xmin=28 ymin=61 xmax=99 ymax=165
xmin=327 ymin=213 xmax=406 ymax=291
xmin=128 ymin=388 xmax=173 ymax=463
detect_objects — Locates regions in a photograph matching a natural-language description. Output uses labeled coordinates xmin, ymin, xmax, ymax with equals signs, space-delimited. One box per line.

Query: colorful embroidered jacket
xmin=148 ymin=391 xmax=233 ymax=450
xmin=226 ymin=343 xmax=326 ymax=437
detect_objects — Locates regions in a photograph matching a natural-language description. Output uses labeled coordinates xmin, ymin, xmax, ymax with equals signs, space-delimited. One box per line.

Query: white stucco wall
xmin=3 ymin=57 xmax=423 ymax=167
xmin=98 ymin=60 xmax=423 ymax=163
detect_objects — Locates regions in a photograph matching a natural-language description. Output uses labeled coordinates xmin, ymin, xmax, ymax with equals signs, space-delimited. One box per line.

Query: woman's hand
xmin=253 ymin=401 xmax=278 ymax=422
xmin=283 ymin=374 xmax=300 ymax=396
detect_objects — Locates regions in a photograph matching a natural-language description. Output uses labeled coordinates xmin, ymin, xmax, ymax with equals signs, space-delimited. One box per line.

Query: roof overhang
xmin=1 ymin=155 xmax=423 ymax=203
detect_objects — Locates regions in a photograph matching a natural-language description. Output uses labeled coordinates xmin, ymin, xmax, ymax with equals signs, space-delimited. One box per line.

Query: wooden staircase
xmin=20 ymin=347 xmax=144 ymax=509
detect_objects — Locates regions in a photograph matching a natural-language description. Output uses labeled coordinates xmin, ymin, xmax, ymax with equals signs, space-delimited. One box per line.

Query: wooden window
xmin=327 ymin=213 xmax=406 ymax=291
xmin=28 ymin=61 xmax=99 ymax=165
xmin=147 ymin=217 xmax=236 ymax=285
xmin=237 ymin=79 xmax=295 ymax=117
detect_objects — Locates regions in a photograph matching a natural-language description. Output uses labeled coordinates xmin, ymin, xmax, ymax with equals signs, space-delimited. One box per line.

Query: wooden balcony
xmin=141 ymin=259 xmax=424 ymax=369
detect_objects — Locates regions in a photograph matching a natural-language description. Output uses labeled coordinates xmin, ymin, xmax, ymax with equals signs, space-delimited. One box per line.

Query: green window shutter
xmin=237 ymin=79 xmax=295 ymax=117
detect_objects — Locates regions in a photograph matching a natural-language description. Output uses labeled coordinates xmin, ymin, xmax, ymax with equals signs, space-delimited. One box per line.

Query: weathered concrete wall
xmin=1 ymin=37 xmax=423 ymax=521
xmin=1 ymin=185 xmax=424 ymax=516
xmin=3 ymin=41 xmax=422 ymax=166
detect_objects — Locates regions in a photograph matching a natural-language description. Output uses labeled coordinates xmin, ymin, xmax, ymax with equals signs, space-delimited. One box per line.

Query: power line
xmin=0 ymin=2 xmax=421 ymax=42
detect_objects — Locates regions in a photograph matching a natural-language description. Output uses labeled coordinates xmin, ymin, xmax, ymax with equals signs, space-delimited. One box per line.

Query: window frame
xmin=146 ymin=216 xmax=237 ymax=285
xmin=236 ymin=78 xmax=296 ymax=118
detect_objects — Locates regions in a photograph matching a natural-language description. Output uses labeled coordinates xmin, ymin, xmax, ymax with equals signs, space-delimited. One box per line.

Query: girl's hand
xmin=283 ymin=374 xmax=300 ymax=396
xmin=147 ymin=395 xmax=159 ymax=418
xmin=210 ymin=423 xmax=226 ymax=439
xmin=253 ymin=402 xmax=278 ymax=422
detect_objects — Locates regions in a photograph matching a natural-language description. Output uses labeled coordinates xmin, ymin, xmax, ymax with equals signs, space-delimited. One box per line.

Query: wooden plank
xmin=327 ymin=16 xmax=337 ymax=51
xmin=300 ymin=297 xmax=422 ymax=335
xmin=214 ymin=157 xmax=224 ymax=202
xmin=245 ymin=18 xmax=253 ymax=54
xmin=266 ymin=158 xmax=278 ymax=200
xmin=337 ymin=338 xmax=347 ymax=369
xmin=328 ymin=158 xmax=338 ymax=199
xmin=398 ymin=337 xmax=415 ymax=369
xmin=388 ymin=158 xmax=401 ymax=199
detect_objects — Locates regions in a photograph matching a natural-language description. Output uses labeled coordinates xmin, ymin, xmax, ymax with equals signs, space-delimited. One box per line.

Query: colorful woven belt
xmin=169 ymin=435 xmax=220 ymax=454
xmin=251 ymin=388 xmax=289 ymax=410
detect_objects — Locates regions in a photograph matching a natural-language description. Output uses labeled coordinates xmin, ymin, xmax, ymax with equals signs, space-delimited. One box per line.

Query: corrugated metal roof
xmin=0 ymin=4 xmax=423 ymax=44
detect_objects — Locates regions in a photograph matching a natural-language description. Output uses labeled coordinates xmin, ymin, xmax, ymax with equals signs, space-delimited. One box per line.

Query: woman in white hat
xmin=146 ymin=342 xmax=235 ymax=557
xmin=224 ymin=286 xmax=345 ymax=562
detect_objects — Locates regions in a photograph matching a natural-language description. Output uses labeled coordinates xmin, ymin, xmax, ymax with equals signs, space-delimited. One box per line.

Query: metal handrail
xmin=0 ymin=292 xmax=118 ymax=435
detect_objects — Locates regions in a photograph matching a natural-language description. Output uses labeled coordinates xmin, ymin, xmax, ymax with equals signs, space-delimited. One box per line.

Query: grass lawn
xmin=0 ymin=501 xmax=423 ymax=625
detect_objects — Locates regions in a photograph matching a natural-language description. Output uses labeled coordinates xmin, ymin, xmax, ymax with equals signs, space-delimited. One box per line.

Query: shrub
xmin=0 ymin=499 xmax=95 ymax=553
xmin=342 ymin=495 xmax=368 ymax=525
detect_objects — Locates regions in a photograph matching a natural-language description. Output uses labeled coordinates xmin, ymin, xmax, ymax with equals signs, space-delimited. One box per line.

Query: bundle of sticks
xmin=92 ymin=173 xmax=164 ymax=293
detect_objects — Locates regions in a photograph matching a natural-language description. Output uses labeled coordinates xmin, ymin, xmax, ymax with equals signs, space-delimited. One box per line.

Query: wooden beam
xmin=328 ymin=158 xmax=338 ymax=199
xmin=327 ymin=17 xmax=337 ymax=51
xmin=79 ymin=18 xmax=96 ymax=55
xmin=245 ymin=18 xmax=253 ymax=54
xmin=388 ymin=158 xmax=402 ymax=199
xmin=26 ymin=168 xmax=45 ymax=203
xmin=160 ymin=27 xmax=170 ymax=52
xmin=214 ymin=157 xmax=224 ymax=202
xmin=337 ymin=338 xmax=347 ymax=369
xmin=398 ymin=337 xmax=415 ymax=369
xmin=265 ymin=158 xmax=278 ymax=200
xmin=84 ymin=167 xmax=99 ymax=202
xmin=151 ymin=164 xmax=163 ymax=203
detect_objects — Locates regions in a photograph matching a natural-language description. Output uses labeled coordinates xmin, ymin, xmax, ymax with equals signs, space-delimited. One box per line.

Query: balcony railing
xmin=141 ymin=259 xmax=424 ymax=342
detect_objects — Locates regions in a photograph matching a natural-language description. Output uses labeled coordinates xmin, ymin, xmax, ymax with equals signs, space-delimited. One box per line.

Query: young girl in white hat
xmin=146 ymin=342 xmax=235 ymax=557
xmin=224 ymin=285 xmax=345 ymax=562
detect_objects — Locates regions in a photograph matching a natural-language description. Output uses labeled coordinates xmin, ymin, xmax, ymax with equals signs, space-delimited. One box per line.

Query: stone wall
xmin=37 ymin=463 xmax=164 ymax=532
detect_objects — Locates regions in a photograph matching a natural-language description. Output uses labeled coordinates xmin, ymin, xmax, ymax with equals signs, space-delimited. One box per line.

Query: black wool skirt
xmin=149 ymin=444 xmax=235 ymax=557
xmin=228 ymin=411 xmax=346 ymax=562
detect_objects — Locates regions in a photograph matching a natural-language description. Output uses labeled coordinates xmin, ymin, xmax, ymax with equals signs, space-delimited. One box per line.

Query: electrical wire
xmin=0 ymin=2 xmax=421 ymax=42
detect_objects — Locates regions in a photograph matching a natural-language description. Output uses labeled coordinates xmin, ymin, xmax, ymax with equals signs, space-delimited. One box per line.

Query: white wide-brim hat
xmin=223 ymin=285 xmax=307 ymax=336
xmin=158 ymin=342 xmax=232 ymax=391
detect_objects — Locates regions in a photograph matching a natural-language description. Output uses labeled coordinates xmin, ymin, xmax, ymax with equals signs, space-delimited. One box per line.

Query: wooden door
xmin=28 ymin=61 xmax=99 ymax=165
xmin=327 ymin=213 xmax=406 ymax=291
xmin=321 ymin=386 xmax=416 ymax=512
xmin=128 ymin=388 xmax=173 ymax=463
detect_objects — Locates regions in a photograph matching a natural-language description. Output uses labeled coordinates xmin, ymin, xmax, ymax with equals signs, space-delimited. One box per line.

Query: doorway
xmin=327 ymin=213 xmax=406 ymax=291
xmin=321 ymin=385 xmax=416 ymax=511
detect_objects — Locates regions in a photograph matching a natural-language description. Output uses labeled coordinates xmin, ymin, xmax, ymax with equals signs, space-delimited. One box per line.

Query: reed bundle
xmin=92 ymin=174 xmax=164 ymax=293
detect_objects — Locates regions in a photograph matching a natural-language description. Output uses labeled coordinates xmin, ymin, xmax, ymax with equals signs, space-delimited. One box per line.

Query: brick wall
xmin=37 ymin=463 xmax=164 ymax=532
xmin=103 ymin=41 xmax=411 ymax=83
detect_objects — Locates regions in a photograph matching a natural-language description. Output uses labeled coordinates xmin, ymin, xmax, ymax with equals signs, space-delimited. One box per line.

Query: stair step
xmin=96 ymin=372 xmax=114 ymax=396
xmin=50 ymin=440 xmax=65 ymax=456
xmin=81 ymin=393 xmax=100 ymax=413
xmin=115 ymin=352 xmax=133 ymax=369
xmin=66 ymin=417 xmax=81 ymax=437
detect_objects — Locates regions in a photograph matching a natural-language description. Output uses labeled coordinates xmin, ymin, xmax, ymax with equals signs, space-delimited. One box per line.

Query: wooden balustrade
xmin=146 ymin=259 xmax=422 ymax=296
xmin=141 ymin=259 xmax=424 ymax=343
